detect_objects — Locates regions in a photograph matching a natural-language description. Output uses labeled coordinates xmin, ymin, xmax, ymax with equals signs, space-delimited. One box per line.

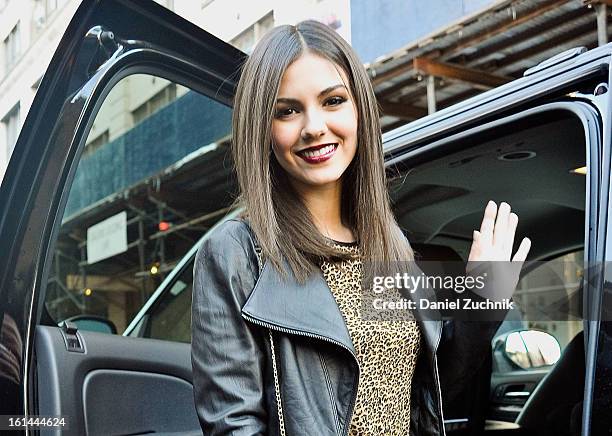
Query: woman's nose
xmin=301 ymin=110 xmax=328 ymax=140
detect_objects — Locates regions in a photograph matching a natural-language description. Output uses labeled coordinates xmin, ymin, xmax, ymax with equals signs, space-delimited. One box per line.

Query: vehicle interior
xmin=34 ymin=83 xmax=590 ymax=434
xmin=387 ymin=107 xmax=588 ymax=436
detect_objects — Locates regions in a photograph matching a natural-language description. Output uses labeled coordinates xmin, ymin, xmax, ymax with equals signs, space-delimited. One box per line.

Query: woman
xmin=191 ymin=19 xmax=531 ymax=436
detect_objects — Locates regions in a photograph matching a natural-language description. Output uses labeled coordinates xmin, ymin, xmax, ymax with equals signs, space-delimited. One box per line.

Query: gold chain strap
xmin=268 ymin=329 xmax=287 ymax=436
xmin=254 ymin=244 xmax=286 ymax=435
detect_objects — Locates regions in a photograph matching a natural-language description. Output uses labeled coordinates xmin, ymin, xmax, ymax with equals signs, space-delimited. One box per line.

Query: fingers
xmin=468 ymin=230 xmax=481 ymax=262
xmin=493 ymin=202 xmax=511 ymax=249
xmin=506 ymin=212 xmax=519 ymax=258
xmin=479 ymin=201 xmax=497 ymax=246
xmin=512 ymin=237 xmax=532 ymax=262
xmin=477 ymin=200 xmax=529 ymax=262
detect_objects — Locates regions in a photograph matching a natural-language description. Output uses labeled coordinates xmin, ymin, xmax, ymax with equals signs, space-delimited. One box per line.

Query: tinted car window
xmin=44 ymin=73 xmax=233 ymax=334
xmin=142 ymin=262 xmax=194 ymax=343
xmin=495 ymin=249 xmax=584 ymax=362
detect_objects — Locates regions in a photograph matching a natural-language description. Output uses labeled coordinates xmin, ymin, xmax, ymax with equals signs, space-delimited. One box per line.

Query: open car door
xmin=380 ymin=46 xmax=612 ymax=436
xmin=0 ymin=0 xmax=243 ymax=434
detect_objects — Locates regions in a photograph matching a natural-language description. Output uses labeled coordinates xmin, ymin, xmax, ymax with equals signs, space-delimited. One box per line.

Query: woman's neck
xmin=292 ymin=179 xmax=355 ymax=243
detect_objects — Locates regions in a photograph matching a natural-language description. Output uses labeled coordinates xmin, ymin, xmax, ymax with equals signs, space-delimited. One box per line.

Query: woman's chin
xmin=300 ymin=175 xmax=344 ymax=189
xmin=285 ymin=165 xmax=350 ymax=191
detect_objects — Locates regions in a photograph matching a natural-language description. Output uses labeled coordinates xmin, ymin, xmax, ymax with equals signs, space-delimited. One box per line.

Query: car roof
xmin=382 ymin=44 xmax=611 ymax=156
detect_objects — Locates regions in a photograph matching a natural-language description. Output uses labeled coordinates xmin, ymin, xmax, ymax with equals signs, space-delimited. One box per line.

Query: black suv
xmin=0 ymin=0 xmax=610 ymax=435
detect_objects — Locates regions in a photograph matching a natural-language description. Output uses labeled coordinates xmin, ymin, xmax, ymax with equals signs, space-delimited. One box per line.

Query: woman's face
xmin=271 ymin=52 xmax=358 ymax=193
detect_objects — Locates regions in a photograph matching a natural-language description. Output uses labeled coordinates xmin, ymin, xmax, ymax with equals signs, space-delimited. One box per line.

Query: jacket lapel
xmin=239 ymin=217 xmax=443 ymax=360
xmin=241 ymin=257 xmax=357 ymax=356
xmin=242 ymin=257 xmax=443 ymax=361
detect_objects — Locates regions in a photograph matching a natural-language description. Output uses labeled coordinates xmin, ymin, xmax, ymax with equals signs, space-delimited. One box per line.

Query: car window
xmin=489 ymin=249 xmax=585 ymax=422
xmin=138 ymin=262 xmax=194 ymax=343
xmin=43 ymin=73 xmax=233 ymax=336
xmin=494 ymin=249 xmax=584 ymax=369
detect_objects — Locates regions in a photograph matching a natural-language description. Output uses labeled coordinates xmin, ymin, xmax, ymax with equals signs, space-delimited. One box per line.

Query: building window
xmin=46 ymin=0 xmax=58 ymax=13
xmin=2 ymin=103 xmax=20 ymax=158
xmin=32 ymin=0 xmax=68 ymax=31
xmin=230 ymin=12 xmax=274 ymax=54
xmin=132 ymin=83 xmax=177 ymax=125
xmin=84 ymin=130 xmax=109 ymax=157
xmin=4 ymin=23 xmax=20 ymax=72
xmin=33 ymin=0 xmax=61 ymax=29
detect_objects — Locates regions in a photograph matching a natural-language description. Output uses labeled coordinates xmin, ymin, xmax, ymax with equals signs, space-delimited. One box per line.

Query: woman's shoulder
xmin=195 ymin=217 xmax=257 ymax=261
xmin=192 ymin=217 xmax=260 ymax=302
xmin=210 ymin=216 xmax=254 ymax=239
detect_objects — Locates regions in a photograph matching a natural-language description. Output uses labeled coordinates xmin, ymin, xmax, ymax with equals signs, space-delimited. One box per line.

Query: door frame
xmin=387 ymin=100 xmax=604 ymax=434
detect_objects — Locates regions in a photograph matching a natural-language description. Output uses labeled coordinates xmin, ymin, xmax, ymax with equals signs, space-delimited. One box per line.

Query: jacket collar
xmin=242 ymin=257 xmax=357 ymax=355
xmin=241 ymin=254 xmax=443 ymax=359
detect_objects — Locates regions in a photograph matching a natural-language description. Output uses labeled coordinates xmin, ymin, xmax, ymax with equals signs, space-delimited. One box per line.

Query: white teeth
xmin=302 ymin=144 xmax=336 ymax=158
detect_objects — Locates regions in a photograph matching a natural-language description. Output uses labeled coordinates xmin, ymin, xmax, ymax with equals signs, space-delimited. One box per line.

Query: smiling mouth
xmin=297 ymin=143 xmax=338 ymax=158
xmin=296 ymin=143 xmax=338 ymax=164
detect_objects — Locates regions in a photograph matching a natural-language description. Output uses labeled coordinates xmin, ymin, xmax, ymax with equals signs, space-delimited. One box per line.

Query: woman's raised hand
xmin=468 ymin=201 xmax=531 ymax=263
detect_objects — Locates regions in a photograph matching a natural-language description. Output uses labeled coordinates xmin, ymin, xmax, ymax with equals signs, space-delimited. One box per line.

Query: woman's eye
xmin=325 ymin=96 xmax=346 ymax=106
xmin=276 ymin=108 xmax=296 ymax=118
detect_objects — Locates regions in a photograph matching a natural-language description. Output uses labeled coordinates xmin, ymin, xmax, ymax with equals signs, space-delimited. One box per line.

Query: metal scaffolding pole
xmin=158 ymin=204 xmax=166 ymax=281
xmin=137 ymin=214 xmax=146 ymax=304
xmin=427 ymin=75 xmax=437 ymax=114
xmin=47 ymin=251 xmax=85 ymax=313
xmin=596 ymin=3 xmax=608 ymax=46
xmin=149 ymin=206 xmax=234 ymax=240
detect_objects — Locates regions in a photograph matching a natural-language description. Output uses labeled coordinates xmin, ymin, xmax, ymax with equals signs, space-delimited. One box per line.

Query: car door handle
xmin=503 ymin=391 xmax=530 ymax=398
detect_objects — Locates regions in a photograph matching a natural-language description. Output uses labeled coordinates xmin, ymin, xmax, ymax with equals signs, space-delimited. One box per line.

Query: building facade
xmin=350 ymin=0 xmax=494 ymax=63
xmin=0 ymin=0 xmax=79 ymax=182
xmin=0 ymin=0 xmax=500 ymax=183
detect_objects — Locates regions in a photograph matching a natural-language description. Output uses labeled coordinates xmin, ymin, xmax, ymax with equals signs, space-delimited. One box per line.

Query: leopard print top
xmin=320 ymin=241 xmax=421 ymax=436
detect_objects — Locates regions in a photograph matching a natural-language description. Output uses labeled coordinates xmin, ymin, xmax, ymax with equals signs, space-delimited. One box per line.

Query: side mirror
xmin=503 ymin=329 xmax=561 ymax=369
xmin=59 ymin=315 xmax=117 ymax=334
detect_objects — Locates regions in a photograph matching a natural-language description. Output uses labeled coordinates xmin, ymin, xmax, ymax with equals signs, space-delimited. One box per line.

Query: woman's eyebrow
xmin=276 ymin=84 xmax=347 ymax=104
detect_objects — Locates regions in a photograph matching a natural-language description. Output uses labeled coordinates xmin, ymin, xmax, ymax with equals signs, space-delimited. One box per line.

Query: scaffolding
xmin=45 ymin=137 xmax=236 ymax=331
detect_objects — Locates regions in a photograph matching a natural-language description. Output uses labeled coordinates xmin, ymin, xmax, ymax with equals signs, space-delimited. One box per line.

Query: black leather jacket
xmin=191 ymin=218 xmax=503 ymax=435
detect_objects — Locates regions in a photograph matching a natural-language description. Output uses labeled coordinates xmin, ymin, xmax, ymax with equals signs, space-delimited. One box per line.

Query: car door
xmin=385 ymin=101 xmax=601 ymax=436
xmin=380 ymin=46 xmax=612 ymax=436
xmin=0 ymin=0 xmax=243 ymax=434
xmin=491 ymin=250 xmax=585 ymax=424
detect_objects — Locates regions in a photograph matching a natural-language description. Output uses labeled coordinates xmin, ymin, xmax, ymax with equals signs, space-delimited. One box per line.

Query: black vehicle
xmin=0 ymin=0 xmax=610 ymax=435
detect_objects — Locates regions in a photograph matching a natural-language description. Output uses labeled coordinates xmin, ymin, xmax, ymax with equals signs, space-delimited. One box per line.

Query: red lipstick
xmin=297 ymin=143 xmax=338 ymax=164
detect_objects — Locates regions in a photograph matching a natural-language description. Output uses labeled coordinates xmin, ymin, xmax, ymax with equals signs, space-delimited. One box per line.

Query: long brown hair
xmin=231 ymin=19 xmax=413 ymax=285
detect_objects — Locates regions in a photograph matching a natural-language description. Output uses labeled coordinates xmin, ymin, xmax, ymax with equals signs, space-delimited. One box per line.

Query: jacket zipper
xmin=432 ymin=325 xmax=446 ymax=436
xmin=242 ymin=312 xmax=361 ymax=436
